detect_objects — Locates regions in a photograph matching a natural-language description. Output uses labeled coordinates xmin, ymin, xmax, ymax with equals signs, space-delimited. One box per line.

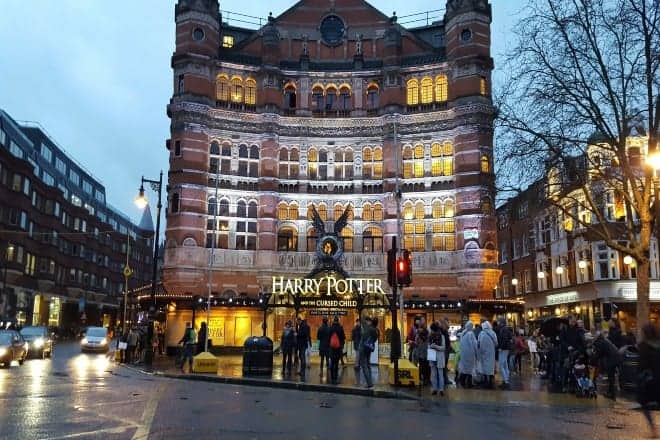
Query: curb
xmin=118 ymin=362 xmax=417 ymax=400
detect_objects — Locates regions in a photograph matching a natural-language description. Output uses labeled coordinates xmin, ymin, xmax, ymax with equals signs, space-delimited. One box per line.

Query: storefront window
xmin=48 ymin=297 xmax=61 ymax=327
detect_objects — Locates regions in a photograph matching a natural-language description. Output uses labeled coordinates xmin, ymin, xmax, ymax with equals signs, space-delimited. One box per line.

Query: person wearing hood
xmin=458 ymin=321 xmax=478 ymax=388
xmin=637 ymin=323 xmax=660 ymax=437
xmin=478 ymin=321 xmax=498 ymax=389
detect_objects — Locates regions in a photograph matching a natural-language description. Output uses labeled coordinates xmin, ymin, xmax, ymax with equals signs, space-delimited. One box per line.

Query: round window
xmin=460 ymin=28 xmax=472 ymax=42
xmin=192 ymin=28 xmax=205 ymax=41
xmin=320 ymin=15 xmax=345 ymax=47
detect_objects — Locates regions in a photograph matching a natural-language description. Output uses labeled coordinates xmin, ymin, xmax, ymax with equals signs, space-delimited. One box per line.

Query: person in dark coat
xmin=328 ymin=317 xmax=346 ymax=384
xmin=351 ymin=318 xmax=362 ymax=370
xmin=317 ymin=317 xmax=331 ymax=375
xmin=296 ymin=317 xmax=311 ymax=379
xmin=196 ymin=322 xmax=207 ymax=354
xmin=280 ymin=320 xmax=296 ymax=376
xmin=593 ymin=332 xmax=622 ymax=399
xmin=607 ymin=318 xmax=624 ymax=348
xmin=637 ymin=323 xmax=660 ymax=438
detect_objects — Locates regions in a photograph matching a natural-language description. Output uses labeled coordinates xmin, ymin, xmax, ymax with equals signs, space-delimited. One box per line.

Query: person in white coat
xmin=458 ymin=321 xmax=478 ymax=388
xmin=428 ymin=321 xmax=446 ymax=396
xmin=478 ymin=321 xmax=498 ymax=389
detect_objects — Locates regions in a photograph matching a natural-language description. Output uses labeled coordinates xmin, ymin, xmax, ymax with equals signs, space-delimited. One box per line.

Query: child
xmin=573 ymin=355 xmax=593 ymax=392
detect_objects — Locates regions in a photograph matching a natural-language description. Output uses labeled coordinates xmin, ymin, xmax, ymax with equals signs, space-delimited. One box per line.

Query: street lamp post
xmin=1 ymin=243 xmax=13 ymax=318
xmin=134 ymin=171 xmax=163 ymax=367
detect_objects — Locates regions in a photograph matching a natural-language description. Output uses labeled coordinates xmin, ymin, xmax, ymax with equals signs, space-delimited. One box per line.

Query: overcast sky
xmin=0 ymin=0 xmax=524 ymax=226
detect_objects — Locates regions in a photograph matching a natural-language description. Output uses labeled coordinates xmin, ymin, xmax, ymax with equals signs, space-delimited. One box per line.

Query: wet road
xmin=0 ymin=342 xmax=654 ymax=439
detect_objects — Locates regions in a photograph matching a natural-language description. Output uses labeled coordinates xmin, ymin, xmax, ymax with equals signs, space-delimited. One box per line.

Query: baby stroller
xmin=572 ymin=358 xmax=597 ymax=399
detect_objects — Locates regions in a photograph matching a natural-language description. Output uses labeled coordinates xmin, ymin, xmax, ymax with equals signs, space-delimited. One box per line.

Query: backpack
xmin=499 ymin=327 xmax=514 ymax=351
xmin=330 ymin=332 xmax=341 ymax=350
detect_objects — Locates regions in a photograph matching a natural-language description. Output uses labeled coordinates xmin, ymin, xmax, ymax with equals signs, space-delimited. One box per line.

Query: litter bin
xmin=619 ymin=345 xmax=639 ymax=392
xmin=243 ymin=336 xmax=273 ymax=376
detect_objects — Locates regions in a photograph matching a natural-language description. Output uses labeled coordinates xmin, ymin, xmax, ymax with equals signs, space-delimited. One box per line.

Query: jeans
xmin=282 ymin=349 xmax=293 ymax=374
xmin=499 ymin=349 xmax=510 ymax=384
xmin=182 ymin=343 xmax=194 ymax=371
xmin=329 ymin=349 xmax=342 ymax=383
xmin=297 ymin=346 xmax=307 ymax=376
xmin=359 ymin=350 xmax=373 ymax=387
xmin=430 ymin=360 xmax=445 ymax=392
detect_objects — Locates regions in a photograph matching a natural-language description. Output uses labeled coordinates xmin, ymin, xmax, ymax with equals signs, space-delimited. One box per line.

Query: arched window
xmin=341 ymin=227 xmax=353 ymax=252
xmin=403 ymin=146 xmax=414 ymax=179
xmin=219 ymin=199 xmax=229 ymax=216
xmin=420 ymin=77 xmax=433 ymax=104
xmin=250 ymin=145 xmax=259 ymax=159
xmin=210 ymin=141 xmax=220 ymax=155
xmin=325 ymin=86 xmax=337 ymax=110
xmin=363 ymin=226 xmax=383 ymax=252
xmin=432 ymin=200 xmax=443 ymax=218
xmin=222 ymin=144 xmax=232 ymax=156
xmin=362 ymin=203 xmax=373 ymax=221
xmin=312 ymin=86 xmax=324 ymax=110
xmin=248 ymin=201 xmax=258 ymax=218
xmin=231 ymin=77 xmax=243 ymax=103
xmin=308 ymin=148 xmax=318 ymax=179
xmin=363 ymin=147 xmax=373 ymax=179
xmin=245 ymin=78 xmax=256 ymax=105
xmin=373 ymin=203 xmax=383 ymax=221
xmin=278 ymin=202 xmax=288 ymax=220
xmin=216 ymin=74 xmax=230 ymax=101
xmin=208 ymin=197 xmax=217 ymax=215
xmin=278 ymin=226 xmax=298 ymax=251
xmin=288 ymin=202 xmax=299 ymax=220
xmin=236 ymin=200 xmax=247 ymax=218
xmin=443 ymin=141 xmax=453 ymax=156
xmin=284 ymin=84 xmax=297 ymax=109
xmin=334 ymin=204 xmax=344 ymax=221
xmin=414 ymin=144 xmax=425 ymax=178
xmin=334 ymin=149 xmax=353 ymax=180
xmin=444 ymin=200 xmax=455 ymax=218
xmin=415 ymin=201 xmax=425 ymax=220
xmin=279 ymin=149 xmax=288 ymax=161
xmin=306 ymin=227 xmax=318 ymax=252
xmin=239 ymin=145 xmax=248 ymax=158
xmin=480 ymin=155 xmax=490 ymax=173
xmin=366 ymin=84 xmax=379 ymax=110
xmin=318 ymin=204 xmax=327 ymax=221
xmin=338 ymin=86 xmax=351 ymax=111
xmin=435 ymin=75 xmax=448 ymax=102
xmin=406 ymin=79 xmax=419 ymax=105
xmin=403 ymin=202 xmax=414 ymax=220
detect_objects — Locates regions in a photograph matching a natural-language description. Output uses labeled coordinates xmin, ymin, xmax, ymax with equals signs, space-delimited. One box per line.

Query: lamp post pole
xmin=1 ymin=243 xmax=12 ymax=318
xmin=135 ymin=171 xmax=163 ymax=367
xmin=206 ymin=165 xmax=220 ymax=352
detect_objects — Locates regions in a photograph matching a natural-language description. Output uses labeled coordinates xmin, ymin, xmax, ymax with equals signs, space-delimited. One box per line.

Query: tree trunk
xmin=636 ymin=258 xmax=651 ymax=338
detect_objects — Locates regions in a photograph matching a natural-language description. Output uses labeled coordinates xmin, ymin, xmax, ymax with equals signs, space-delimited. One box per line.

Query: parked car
xmin=0 ymin=330 xmax=28 ymax=367
xmin=20 ymin=326 xmax=54 ymax=358
xmin=81 ymin=327 xmax=109 ymax=353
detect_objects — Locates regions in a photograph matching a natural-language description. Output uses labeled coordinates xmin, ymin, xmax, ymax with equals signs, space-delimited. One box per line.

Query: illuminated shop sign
xmin=546 ymin=291 xmax=579 ymax=305
xmin=271 ymin=276 xmax=386 ymax=297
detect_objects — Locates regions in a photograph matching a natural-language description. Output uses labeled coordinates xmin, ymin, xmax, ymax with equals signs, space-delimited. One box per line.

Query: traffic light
xmin=387 ymin=247 xmax=397 ymax=288
xmin=397 ymin=250 xmax=412 ymax=287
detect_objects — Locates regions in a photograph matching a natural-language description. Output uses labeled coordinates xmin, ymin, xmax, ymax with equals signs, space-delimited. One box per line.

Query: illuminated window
xmin=406 ymin=79 xmax=419 ymax=105
xmin=363 ymin=226 xmax=383 ymax=252
xmin=366 ymin=84 xmax=379 ymax=110
xmin=415 ymin=202 xmax=425 ymax=219
xmin=480 ymin=155 xmax=490 ymax=173
xmin=216 ymin=74 xmax=229 ymax=101
xmin=288 ymin=203 xmax=299 ymax=220
xmin=403 ymin=203 xmax=414 ymax=220
xmin=432 ymin=201 xmax=443 ymax=218
xmin=446 ymin=235 xmax=455 ymax=251
xmin=277 ymin=226 xmax=297 ymax=251
xmin=420 ymin=78 xmax=433 ymax=104
xmin=444 ymin=219 xmax=455 ymax=233
xmin=432 ymin=159 xmax=442 ymax=177
xmin=334 ymin=204 xmax=344 ymax=221
xmin=481 ymin=197 xmax=492 ymax=215
xmin=444 ymin=200 xmax=455 ymax=217
xmin=443 ymin=158 xmax=453 ymax=176
xmin=245 ymin=79 xmax=256 ymax=105
xmin=403 ymin=163 xmax=413 ymax=179
xmin=480 ymin=76 xmax=487 ymax=95
xmin=341 ymin=227 xmax=353 ymax=252
xmin=363 ymin=203 xmax=373 ymax=221
xmin=414 ymin=145 xmax=424 ymax=159
xmin=443 ymin=141 xmax=453 ymax=156
xmin=373 ymin=204 xmax=383 ymax=221
xmin=334 ymin=149 xmax=354 ymax=180
xmin=278 ymin=203 xmax=288 ymax=220
xmin=414 ymin=161 xmax=424 ymax=178
xmin=318 ymin=204 xmax=327 ymax=221
xmin=222 ymin=35 xmax=235 ymax=48
xmin=404 ymin=221 xmax=426 ymax=251
xmin=435 ymin=75 xmax=448 ymax=102
xmin=308 ymin=148 xmax=318 ymax=179
xmin=231 ymin=77 xmax=243 ymax=102
xmin=431 ymin=143 xmax=441 ymax=157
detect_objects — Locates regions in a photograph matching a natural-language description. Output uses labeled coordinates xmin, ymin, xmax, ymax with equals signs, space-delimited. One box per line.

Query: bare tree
xmin=496 ymin=0 xmax=659 ymax=332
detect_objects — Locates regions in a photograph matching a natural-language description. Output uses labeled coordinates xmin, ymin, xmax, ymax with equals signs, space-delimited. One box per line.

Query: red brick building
xmin=161 ymin=0 xmax=506 ymax=348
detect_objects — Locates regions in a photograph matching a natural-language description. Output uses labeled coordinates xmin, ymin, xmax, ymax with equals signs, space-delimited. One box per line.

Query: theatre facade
xmin=156 ymin=0 xmax=513 ymax=350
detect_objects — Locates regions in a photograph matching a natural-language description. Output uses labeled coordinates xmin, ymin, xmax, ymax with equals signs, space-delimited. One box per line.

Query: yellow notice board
xmin=235 ymin=317 xmax=251 ymax=346
xmin=208 ymin=317 xmax=225 ymax=346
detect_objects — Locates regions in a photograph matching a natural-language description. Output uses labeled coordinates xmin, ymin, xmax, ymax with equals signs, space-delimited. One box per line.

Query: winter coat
xmin=329 ymin=323 xmax=346 ymax=354
xmin=296 ymin=321 xmax=311 ymax=350
xmin=429 ymin=330 xmax=446 ymax=366
xmin=593 ymin=335 xmax=622 ymax=370
xmin=478 ymin=326 xmax=498 ymax=375
xmin=638 ymin=339 xmax=660 ymax=405
xmin=416 ymin=327 xmax=429 ymax=361
xmin=317 ymin=323 xmax=331 ymax=355
xmin=351 ymin=324 xmax=361 ymax=351
xmin=281 ymin=327 xmax=295 ymax=352
xmin=459 ymin=325 xmax=478 ymax=375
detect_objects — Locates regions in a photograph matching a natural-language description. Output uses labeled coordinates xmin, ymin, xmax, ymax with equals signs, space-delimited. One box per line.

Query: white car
xmin=81 ymin=327 xmax=109 ymax=353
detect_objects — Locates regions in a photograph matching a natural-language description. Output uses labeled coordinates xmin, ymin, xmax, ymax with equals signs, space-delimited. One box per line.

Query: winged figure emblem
xmin=334 ymin=205 xmax=351 ymax=235
xmin=310 ymin=204 xmax=326 ymax=235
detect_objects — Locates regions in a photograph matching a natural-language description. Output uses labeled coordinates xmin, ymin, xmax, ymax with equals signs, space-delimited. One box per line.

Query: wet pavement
xmin=0 ymin=342 xmax=656 ymax=439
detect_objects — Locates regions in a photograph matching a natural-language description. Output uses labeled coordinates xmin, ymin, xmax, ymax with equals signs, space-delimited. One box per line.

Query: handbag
xmin=427 ymin=347 xmax=437 ymax=362
xmin=118 ymin=342 xmax=128 ymax=350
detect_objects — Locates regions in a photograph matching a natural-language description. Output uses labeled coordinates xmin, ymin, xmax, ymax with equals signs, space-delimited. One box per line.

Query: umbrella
xmin=539 ymin=317 xmax=568 ymax=339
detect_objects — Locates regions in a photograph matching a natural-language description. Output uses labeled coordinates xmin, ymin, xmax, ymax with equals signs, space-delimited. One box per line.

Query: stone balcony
xmin=163 ymin=247 xmax=499 ymax=276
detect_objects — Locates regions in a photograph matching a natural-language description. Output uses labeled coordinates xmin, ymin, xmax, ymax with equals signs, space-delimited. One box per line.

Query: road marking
xmin=132 ymin=383 xmax=163 ymax=440
xmin=43 ymin=426 xmax=132 ymax=439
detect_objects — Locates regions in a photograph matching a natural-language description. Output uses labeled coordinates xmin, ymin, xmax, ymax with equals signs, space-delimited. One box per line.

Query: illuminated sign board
xmin=271 ymin=276 xmax=386 ymax=297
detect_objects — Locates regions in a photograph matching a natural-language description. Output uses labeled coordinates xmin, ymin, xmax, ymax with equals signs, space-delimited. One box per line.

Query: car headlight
xmin=81 ymin=338 xmax=88 ymax=345
xmin=34 ymin=338 xmax=45 ymax=348
xmin=0 ymin=348 xmax=6 ymax=356
xmin=99 ymin=338 xmax=107 ymax=346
